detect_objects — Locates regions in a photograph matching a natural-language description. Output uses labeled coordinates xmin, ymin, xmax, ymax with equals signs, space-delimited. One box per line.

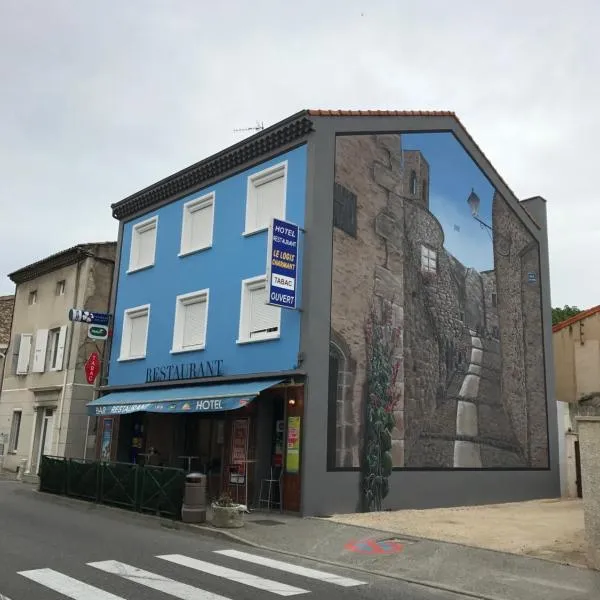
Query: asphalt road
xmin=0 ymin=480 xmax=466 ymax=600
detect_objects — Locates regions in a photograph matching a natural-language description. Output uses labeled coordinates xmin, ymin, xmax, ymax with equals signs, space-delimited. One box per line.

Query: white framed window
xmin=56 ymin=280 xmax=66 ymax=296
xmin=244 ymin=162 xmax=287 ymax=235
xmin=171 ymin=289 xmax=209 ymax=353
xmin=237 ymin=275 xmax=281 ymax=344
xmin=421 ymin=245 xmax=437 ymax=274
xmin=46 ymin=326 xmax=67 ymax=371
xmin=8 ymin=410 xmax=22 ymax=453
xmin=28 ymin=290 xmax=37 ymax=305
xmin=179 ymin=193 xmax=215 ymax=256
xmin=15 ymin=333 xmax=32 ymax=375
xmin=119 ymin=304 xmax=150 ymax=361
xmin=128 ymin=216 xmax=158 ymax=273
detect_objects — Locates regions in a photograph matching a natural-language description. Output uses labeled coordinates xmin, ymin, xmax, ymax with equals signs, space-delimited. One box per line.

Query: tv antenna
xmin=233 ymin=121 xmax=265 ymax=134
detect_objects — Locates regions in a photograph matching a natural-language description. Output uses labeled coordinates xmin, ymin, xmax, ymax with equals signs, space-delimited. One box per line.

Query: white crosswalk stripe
xmin=13 ymin=548 xmax=368 ymax=598
xmin=18 ymin=568 xmax=125 ymax=599
xmin=88 ymin=560 xmax=231 ymax=600
xmin=158 ymin=553 xmax=309 ymax=596
xmin=214 ymin=549 xmax=367 ymax=587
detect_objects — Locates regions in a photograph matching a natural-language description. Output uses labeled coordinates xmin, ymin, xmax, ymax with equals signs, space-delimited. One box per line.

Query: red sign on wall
xmin=85 ymin=352 xmax=100 ymax=384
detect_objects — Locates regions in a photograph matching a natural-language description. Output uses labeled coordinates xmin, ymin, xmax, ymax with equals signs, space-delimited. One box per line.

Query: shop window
xmin=180 ymin=193 xmax=215 ymax=256
xmin=128 ymin=216 xmax=158 ymax=273
xmin=119 ymin=304 xmax=150 ymax=360
xmin=244 ymin=162 xmax=286 ymax=235
xmin=421 ymin=245 xmax=437 ymax=274
xmin=172 ymin=289 xmax=209 ymax=352
xmin=238 ymin=276 xmax=280 ymax=343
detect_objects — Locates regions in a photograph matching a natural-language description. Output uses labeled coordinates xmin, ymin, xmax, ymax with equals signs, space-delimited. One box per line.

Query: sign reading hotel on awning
xmin=266 ymin=217 xmax=299 ymax=309
xmin=90 ymin=396 xmax=253 ymax=417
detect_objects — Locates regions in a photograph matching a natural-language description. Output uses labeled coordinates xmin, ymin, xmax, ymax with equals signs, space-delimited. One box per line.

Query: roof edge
xmin=552 ymin=305 xmax=600 ymax=333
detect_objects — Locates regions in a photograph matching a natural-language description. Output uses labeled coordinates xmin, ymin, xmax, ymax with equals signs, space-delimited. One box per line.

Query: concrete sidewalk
xmin=194 ymin=512 xmax=600 ymax=600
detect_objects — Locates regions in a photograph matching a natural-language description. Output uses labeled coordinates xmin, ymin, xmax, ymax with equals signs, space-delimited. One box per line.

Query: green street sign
xmin=88 ymin=324 xmax=109 ymax=340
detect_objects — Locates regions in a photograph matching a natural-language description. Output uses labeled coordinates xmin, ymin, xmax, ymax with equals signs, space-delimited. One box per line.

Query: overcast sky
xmin=0 ymin=1 xmax=597 ymax=309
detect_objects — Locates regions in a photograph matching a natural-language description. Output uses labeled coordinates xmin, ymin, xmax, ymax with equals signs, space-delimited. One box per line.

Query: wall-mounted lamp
xmin=288 ymin=398 xmax=296 ymax=407
xmin=466 ymin=189 xmax=511 ymax=256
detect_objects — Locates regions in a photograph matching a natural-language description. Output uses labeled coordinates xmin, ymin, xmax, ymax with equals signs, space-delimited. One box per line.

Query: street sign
xmin=88 ymin=324 xmax=109 ymax=341
xmin=69 ymin=308 xmax=110 ymax=326
xmin=84 ymin=352 xmax=100 ymax=385
xmin=266 ymin=217 xmax=299 ymax=309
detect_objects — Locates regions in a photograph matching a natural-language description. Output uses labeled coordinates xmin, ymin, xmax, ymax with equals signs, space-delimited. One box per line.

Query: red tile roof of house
xmin=552 ymin=305 xmax=600 ymax=333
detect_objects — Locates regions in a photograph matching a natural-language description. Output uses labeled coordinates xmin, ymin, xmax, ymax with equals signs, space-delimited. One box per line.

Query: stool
xmin=258 ymin=467 xmax=282 ymax=511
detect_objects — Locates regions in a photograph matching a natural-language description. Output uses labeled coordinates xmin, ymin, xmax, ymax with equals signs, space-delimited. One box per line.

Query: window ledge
xmin=170 ymin=346 xmax=205 ymax=354
xmin=178 ymin=245 xmax=212 ymax=258
xmin=117 ymin=355 xmax=146 ymax=362
xmin=236 ymin=334 xmax=280 ymax=345
xmin=242 ymin=227 xmax=269 ymax=238
xmin=127 ymin=263 xmax=155 ymax=275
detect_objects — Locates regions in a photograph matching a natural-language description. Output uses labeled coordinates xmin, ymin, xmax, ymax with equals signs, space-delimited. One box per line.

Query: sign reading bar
xmin=266 ymin=218 xmax=299 ymax=309
xmin=90 ymin=395 xmax=252 ymax=417
xmin=69 ymin=308 xmax=110 ymax=326
xmin=145 ymin=360 xmax=224 ymax=383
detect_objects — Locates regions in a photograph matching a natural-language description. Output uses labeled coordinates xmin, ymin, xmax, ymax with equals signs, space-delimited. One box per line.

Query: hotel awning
xmin=86 ymin=378 xmax=285 ymax=417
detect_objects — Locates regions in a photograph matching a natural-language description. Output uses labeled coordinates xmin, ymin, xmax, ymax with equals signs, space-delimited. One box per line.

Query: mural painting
xmin=327 ymin=132 xmax=549 ymax=511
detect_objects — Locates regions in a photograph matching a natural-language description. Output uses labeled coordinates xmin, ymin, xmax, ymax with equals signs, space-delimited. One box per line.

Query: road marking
xmin=214 ymin=549 xmax=368 ymax=587
xmin=88 ymin=561 xmax=231 ymax=600
xmin=18 ymin=568 xmax=124 ymax=600
xmin=158 ymin=554 xmax=308 ymax=596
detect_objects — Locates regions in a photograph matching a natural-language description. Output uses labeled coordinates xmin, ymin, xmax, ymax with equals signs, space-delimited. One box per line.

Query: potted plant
xmin=211 ymin=492 xmax=246 ymax=528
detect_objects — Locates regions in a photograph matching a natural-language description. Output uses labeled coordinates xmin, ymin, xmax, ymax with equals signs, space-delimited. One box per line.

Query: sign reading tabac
xmin=266 ymin=218 xmax=299 ymax=309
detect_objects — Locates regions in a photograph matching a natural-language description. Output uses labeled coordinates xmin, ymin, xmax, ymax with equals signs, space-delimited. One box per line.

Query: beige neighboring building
xmin=0 ymin=294 xmax=15 ymax=387
xmin=0 ymin=242 xmax=116 ymax=475
xmin=553 ymin=305 xmax=600 ymax=498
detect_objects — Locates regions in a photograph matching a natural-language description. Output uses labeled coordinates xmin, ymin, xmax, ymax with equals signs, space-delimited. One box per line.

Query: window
xmin=128 ymin=216 xmax=158 ymax=273
xmin=244 ymin=162 xmax=287 ymax=235
xmin=333 ymin=182 xmax=357 ymax=238
xmin=172 ymin=290 xmax=209 ymax=352
xmin=14 ymin=333 xmax=32 ymax=375
xmin=421 ymin=245 xmax=437 ymax=274
xmin=28 ymin=290 xmax=37 ymax=305
xmin=180 ymin=193 xmax=215 ymax=256
xmin=238 ymin=276 xmax=281 ymax=343
xmin=8 ymin=410 xmax=22 ymax=453
xmin=119 ymin=305 xmax=150 ymax=360
xmin=46 ymin=326 xmax=67 ymax=371
xmin=410 ymin=170 xmax=417 ymax=195
xmin=56 ymin=280 xmax=66 ymax=296
xmin=491 ymin=293 xmax=497 ymax=308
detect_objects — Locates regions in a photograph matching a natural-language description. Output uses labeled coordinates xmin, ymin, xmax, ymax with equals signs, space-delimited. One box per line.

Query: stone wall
xmin=481 ymin=270 xmax=499 ymax=338
xmin=493 ymin=191 xmax=548 ymax=467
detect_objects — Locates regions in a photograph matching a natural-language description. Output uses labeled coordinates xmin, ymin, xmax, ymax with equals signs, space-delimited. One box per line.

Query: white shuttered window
xmin=238 ymin=276 xmax=280 ymax=343
xmin=172 ymin=290 xmax=209 ymax=352
xmin=244 ymin=163 xmax=286 ymax=234
xmin=119 ymin=305 xmax=150 ymax=360
xmin=180 ymin=194 xmax=214 ymax=255
xmin=15 ymin=333 xmax=32 ymax=375
xmin=128 ymin=216 xmax=158 ymax=272
xmin=32 ymin=329 xmax=49 ymax=373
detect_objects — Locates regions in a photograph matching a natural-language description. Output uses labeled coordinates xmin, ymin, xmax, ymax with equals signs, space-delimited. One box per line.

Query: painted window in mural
xmin=327 ymin=132 xmax=549 ymax=497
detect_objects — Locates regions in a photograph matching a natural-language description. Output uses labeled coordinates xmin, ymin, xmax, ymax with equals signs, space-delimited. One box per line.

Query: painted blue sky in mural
xmin=402 ymin=132 xmax=495 ymax=272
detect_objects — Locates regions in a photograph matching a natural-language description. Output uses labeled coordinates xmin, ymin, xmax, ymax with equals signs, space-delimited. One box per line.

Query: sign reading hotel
xmin=266 ymin=218 xmax=299 ymax=309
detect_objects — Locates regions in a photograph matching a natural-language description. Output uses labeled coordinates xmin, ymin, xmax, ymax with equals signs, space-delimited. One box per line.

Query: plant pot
xmin=211 ymin=504 xmax=245 ymax=528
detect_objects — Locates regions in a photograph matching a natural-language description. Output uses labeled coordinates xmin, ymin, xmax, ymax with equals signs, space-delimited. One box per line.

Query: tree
xmin=552 ymin=305 xmax=582 ymax=326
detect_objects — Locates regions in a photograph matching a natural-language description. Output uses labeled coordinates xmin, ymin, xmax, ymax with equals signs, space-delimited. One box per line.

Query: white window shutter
xmin=16 ymin=334 xmax=32 ymax=375
xmin=137 ymin=227 xmax=156 ymax=268
xmin=182 ymin=299 xmax=207 ymax=348
xmin=129 ymin=313 xmax=148 ymax=357
xmin=54 ymin=325 xmax=68 ymax=371
xmin=255 ymin=175 xmax=284 ymax=230
xmin=188 ymin=204 xmax=213 ymax=250
xmin=249 ymin=285 xmax=279 ymax=337
xmin=31 ymin=329 xmax=49 ymax=373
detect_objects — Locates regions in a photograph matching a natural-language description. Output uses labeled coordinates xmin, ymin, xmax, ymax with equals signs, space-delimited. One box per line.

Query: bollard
xmin=16 ymin=458 xmax=27 ymax=481
xmin=181 ymin=472 xmax=207 ymax=523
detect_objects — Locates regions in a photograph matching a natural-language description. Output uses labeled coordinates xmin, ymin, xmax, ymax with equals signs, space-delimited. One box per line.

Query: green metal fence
xmin=39 ymin=456 xmax=186 ymax=519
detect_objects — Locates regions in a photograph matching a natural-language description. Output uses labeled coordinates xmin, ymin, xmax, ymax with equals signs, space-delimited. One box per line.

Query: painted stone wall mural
xmin=327 ymin=132 xmax=549 ymax=507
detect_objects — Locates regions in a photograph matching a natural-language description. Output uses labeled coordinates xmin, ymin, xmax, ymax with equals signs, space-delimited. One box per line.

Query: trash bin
xmin=181 ymin=472 xmax=207 ymax=523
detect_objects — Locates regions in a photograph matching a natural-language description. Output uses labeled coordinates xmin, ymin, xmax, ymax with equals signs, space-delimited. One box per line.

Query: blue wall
xmin=108 ymin=145 xmax=307 ymax=387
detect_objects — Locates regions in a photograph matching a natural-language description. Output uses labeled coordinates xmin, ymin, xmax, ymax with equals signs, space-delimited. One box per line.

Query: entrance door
xmin=36 ymin=409 xmax=54 ymax=473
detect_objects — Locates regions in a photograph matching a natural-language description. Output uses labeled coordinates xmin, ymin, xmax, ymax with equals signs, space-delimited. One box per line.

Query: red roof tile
xmin=552 ymin=305 xmax=600 ymax=333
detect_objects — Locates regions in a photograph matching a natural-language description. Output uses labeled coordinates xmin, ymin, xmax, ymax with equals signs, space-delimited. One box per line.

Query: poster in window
xmin=100 ymin=418 xmax=113 ymax=462
xmin=286 ymin=416 xmax=301 ymax=473
xmin=230 ymin=419 xmax=249 ymax=484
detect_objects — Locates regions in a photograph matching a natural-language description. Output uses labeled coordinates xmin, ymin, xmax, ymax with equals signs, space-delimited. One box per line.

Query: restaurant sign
xmin=145 ymin=360 xmax=224 ymax=384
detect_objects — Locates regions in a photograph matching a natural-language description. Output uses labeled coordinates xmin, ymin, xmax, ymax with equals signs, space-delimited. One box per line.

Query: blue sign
xmin=527 ymin=272 xmax=537 ymax=284
xmin=69 ymin=308 xmax=110 ymax=326
xmin=266 ymin=218 xmax=299 ymax=309
xmin=89 ymin=395 xmax=253 ymax=417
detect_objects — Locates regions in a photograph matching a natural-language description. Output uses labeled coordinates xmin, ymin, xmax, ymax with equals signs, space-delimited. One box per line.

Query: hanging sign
xmin=266 ymin=218 xmax=299 ymax=309
xmin=88 ymin=324 xmax=109 ymax=341
xmin=69 ymin=308 xmax=110 ymax=326
xmin=84 ymin=352 xmax=100 ymax=385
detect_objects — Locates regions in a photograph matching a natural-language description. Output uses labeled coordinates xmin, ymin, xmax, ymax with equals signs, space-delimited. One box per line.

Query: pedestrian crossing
xmin=13 ymin=548 xmax=367 ymax=599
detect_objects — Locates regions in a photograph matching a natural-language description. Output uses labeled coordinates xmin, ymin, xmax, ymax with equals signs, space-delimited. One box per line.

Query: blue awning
xmin=87 ymin=378 xmax=285 ymax=417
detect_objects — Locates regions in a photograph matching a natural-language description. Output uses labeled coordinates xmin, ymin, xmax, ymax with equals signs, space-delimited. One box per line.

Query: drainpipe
xmin=54 ymin=256 xmax=84 ymax=457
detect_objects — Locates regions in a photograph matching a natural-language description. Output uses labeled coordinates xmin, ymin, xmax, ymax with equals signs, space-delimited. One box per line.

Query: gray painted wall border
xmin=299 ymin=115 xmax=559 ymax=517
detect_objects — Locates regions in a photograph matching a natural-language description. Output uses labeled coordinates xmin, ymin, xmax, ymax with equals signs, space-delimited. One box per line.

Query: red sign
xmin=85 ymin=352 xmax=100 ymax=384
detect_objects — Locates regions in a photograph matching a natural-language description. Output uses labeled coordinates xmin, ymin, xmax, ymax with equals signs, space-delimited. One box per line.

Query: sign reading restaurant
xmin=145 ymin=360 xmax=224 ymax=384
